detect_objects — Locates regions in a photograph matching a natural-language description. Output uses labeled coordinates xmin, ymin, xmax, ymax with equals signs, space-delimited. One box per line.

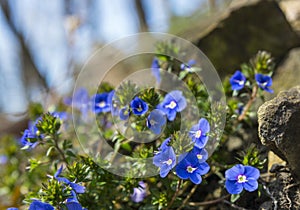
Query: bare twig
xmin=238 ymin=85 xmax=258 ymax=121
xmin=177 ymin=184 xmax=198 ymax=210
xmin=188 ymin=194 xmax=230 ymax=206
xmin=166 ymin=179 xmax=182 ymax=210
xmin=223 ymin=199 xmax=249 ymax=210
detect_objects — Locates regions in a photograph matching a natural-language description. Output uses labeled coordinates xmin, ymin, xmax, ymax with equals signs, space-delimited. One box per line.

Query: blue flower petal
xmin=160 ymin=164 xmax=171 ymax=178
xmin=147 ymin=109 xmax=166 ymax=134
xmin=255 ymin=74 xmax=273 ymax=93
xmin=244 ymin=166 xmax=260 ymax=180
xmin=29 ymin=200 xmax=54 ymax=210
xmin=54 ymin=165 xmax=63 ymax=178
xmin=167 ymin=110 xmax=177 ymax=121
xmin=191 ymin=147 xmax=208 ymax=163
xmin=230 ymin=71 xmax=246 ymax=91
xmin=66 ymin=202 xmax=83 ymax=210
xmin=131 ymin=181 xmax=147 ymax=203
xmin=175 ymin=162 xmax=190 ymax=179
xmin=198 ymin=118 xmax=210 ymax=133
xmin=225 ymin=164 xmax=245 ymax=181
xmin=194 ymin=136 xmax=208 ymax=149
xmin=189 ymin=172 xmax=202 ymax=184
xmin=130 ymin=97 xmax=148 ymax=115
xmin=151 ymin=58 xmax=161 ymax=83
xmin=69 ymin=182 xmax=86 ymax=194
xmin=225 ymin=180 xmax=243 ymax=194
xmin=56 ymin=177 xmax=71 ymax=184
xmin=120 ymin=106 xmax=130 ymax=120
xmin=198 ymin=162 xmax=210 ymax=175
xmin=243 ymin=178 xmax=258 ymax=192
xmin=169 ymin=90 xmax=186 ymax=112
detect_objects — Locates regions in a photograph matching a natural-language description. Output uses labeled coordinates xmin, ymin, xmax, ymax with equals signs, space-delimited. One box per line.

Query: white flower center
xmin=197 ymin=154 xmax=202 ymax=160
xmin=186 ymin=166 xmax=197 ymax=173
xmin=165 ymin=101 xmax=177 ymax=109
xmin=262 ymin=81 xmax=268 ymax=87
xmin=164 ymin=159 xmax=173 ymax=166
xmin=237 ymin=175 xmax=248 ymax=183
xmin=137 ymin=105 xmax=143 ymax=112
xmin=150 ymin=119 xmax=157 ymax=126
xmin=98 ymin=101 xmax=106 ymax=108
xmin=234 ymin=79 xmax=244 ymax=86
xmin=195 ymin=130 xmax=202 ymax=138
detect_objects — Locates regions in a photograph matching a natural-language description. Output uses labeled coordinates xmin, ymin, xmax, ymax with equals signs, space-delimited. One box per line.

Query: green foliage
xmin=1 ymin=44 xmax=276 ymax=209
xmin=36 ymin=112 xmax=61 ymax=136
xmin=237 ymin=144 xmax=266 ymax=170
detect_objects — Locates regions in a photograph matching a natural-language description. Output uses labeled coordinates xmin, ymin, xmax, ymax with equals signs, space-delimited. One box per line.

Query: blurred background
xmin=0 ymin=0 xmax=232 ymax=116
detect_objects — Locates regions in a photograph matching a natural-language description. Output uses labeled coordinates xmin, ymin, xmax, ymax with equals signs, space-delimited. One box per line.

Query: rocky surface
xmin=261 ymin=166 xmax=300 ymax=210
xmin=271 ymin=48 xmax=300 ymax=96
xmin=258 ymin=86 xmax=300 ymax=180
xmin=279 ymin=0 xmax=300 ymax=35
xmin=195 ymin=0 xmax=300 ymax=77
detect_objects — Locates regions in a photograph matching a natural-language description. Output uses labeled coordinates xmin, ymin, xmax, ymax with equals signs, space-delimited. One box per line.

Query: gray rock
xmin=258 ymin=86 xmax=300 ymax=180
xmin=272 ymin=48 xmax=300 ymax=96
xmin=195 ymin=1 xmax=300 ymax=77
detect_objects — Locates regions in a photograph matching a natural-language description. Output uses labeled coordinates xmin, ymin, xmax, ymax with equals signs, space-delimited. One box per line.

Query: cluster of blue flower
xmin=8 ymin=166 xmax=86 ymax=210
xmin=148 ymin=89 xmax=211 ymax=185
xmin=153 ymin=120 xmax=211 ymax=185
xmin=230 ymin=70 xmax=273 ymax=93
xmin=20 ymin=112 xmax=67 ymax=150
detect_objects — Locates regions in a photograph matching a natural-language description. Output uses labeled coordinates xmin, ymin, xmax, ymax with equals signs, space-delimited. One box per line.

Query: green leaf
xmin=230 ymin=193 xmax=240 ymax=203
xmin=46 ymin=146 xmax=55 ymax=156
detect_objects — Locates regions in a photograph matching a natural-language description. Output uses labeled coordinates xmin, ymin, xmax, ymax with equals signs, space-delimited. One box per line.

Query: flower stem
xmin=238 ymin=85 xmax=258 ymax=121
xmin=53 ymin=134 xmax=68 ymax=164
xmin=166 ymin=179 xmax=182 ymax=210
xmin=176 ymin=184 xmax=198 ymax=210
xmin=188 ymin=194 xmax=230 ymax=207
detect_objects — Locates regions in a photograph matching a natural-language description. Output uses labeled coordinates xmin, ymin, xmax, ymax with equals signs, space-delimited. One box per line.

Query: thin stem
xmin=223 ymin=200 xmax=249 ymax=210
xmin=188 ymin=194 xmax=230 ymax=207
xmin=238 ymin=85 xmax=258 ymax=121
xmin=53 ymin=134 xmax=68 ymax=164
xmin=177 ymin=184 xmax=198 ymax=210
xmin=166 ymin=179 xmax=182 ymax=210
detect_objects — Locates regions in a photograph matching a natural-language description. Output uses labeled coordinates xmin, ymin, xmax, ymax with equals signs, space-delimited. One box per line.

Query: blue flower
xmin=146 ymin=109 xmax=166 ymax=135
xmin=151 ymin=57 xmax=161 ymax=83
xmin=7 ymin=208 xmax=18 ymax=210
xmin=153 ymin=138 xmax=176 ymax=178
xmin=131 ymin=181 xmax=147 ymax=203
xmin=189 ymin=118 xmax=210 ymax=149
xmin=255 ymin=74 xmax=273 ymax=93
xmin=51 ymin=112 xmax=69 ymax=121
xmin=176 ymin=151 xmax=210 ymax=184
xmin=93 ymin=90 xmax=114 ymax=114
xmin=64 ymin=88 xmax=90 ymax=115
xmin=180 ymin=60 xmax=196 ymax=71
xmin=236 ymin=104 xmax=244 ymax=115
xmin=29 ymin=200 xmax=54 ymax=210
xmin=130 ymin=97 xmax=148 ymax=116
xmin=20 ymin=118 xmax=41 ymax=150
xmin=157 ymin=90 xmax=187 ymax=121
xmin=230 ymin=71 xmax=246 ymax=91
xmin=66 ymin=190 xmax=86 ymax=210
xmin=0 ymin=155 xmax=7 ymax=165
xmin=119 ymin=106 xmax=130 ymax=120
xmin=225 ymin=164 xmax=260 ymax=194
xmin=189 ymin=146 xmax=208 ymax=163
xmin=54 ymin=166 xmax=86 ymax=194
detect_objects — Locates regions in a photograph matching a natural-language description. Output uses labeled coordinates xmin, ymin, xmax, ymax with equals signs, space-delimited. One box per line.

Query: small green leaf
xmin=230 ymin=193 xmax=240 ymax=203
xmin=46 ymin=146 xmax=55 ymax=156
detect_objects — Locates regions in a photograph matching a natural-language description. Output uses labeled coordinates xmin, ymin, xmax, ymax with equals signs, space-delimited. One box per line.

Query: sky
xmin=0 ymin=0 xmax=231 ymax=114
